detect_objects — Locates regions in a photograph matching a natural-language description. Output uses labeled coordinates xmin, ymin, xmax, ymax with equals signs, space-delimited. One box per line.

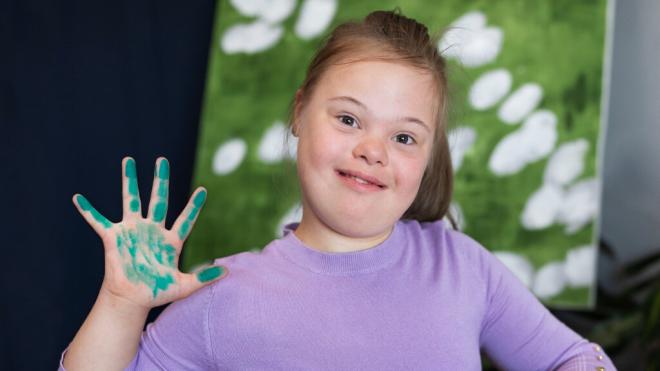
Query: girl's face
xmin=294 ymin=59 xmax=438 ymax=245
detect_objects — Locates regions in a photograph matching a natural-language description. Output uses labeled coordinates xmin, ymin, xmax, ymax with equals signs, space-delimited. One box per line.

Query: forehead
xmin=312 ymin=60 xmax=439 ymax=124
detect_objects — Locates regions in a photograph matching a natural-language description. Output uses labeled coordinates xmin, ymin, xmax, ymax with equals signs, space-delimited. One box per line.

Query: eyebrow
xmin=328 ymin=96 xmax=431 ymax=132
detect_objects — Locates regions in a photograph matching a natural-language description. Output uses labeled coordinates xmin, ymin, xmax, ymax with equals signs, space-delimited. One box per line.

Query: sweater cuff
xmin=58 ymin=346 xmax=69 ymax=371
xmin=557 ymin=342 xmax=616 ymax=371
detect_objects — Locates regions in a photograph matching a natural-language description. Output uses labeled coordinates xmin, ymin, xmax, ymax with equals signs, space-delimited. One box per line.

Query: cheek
xmin=305 ymin=126 xmax=347 ymax=165
xmin=397 ymin=154 xmax=430 ymax=193
xmin=297 ymin=125 xmax=337 ymax=173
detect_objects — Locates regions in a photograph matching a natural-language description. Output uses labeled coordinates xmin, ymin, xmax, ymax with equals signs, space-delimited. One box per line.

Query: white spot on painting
xmin=489 ymin=110 xmax=558 ymax=176
xmin=258 ymin=121 xmax=290 ymax=163
xmin=221 ymin=20 xmax=284 ymax=54
xmin=533 ymin=261 xmax=566 ymax=299
xmin=544 ymin=139 xmax=589 ymax=186
xmin=294 ymin=0 xmax=337 ymax=40
xmin=438 ymin=11 xmax=503 ymax=68
xmin=229 ymin=0 xmax=297 ymax=23
xmin=521 ymin=183 xmax=564 ymax=230
xmin=520 ymin=138 xmax=595 ymax=233
xmin=564 ymin=245 xmax=596 ymax=287
xmin=468 ymin=69 xmax=512 ymax=110
xmin=494 ymin=251 xmax=535 ymax=288
xmin=557 ymin=178 xmax=599 ymax=234
xmin=497 ymin=83 xmax=543 ymax=124
xmin=212 ymin=138 xmax=247 ymax=175
xmin=448 ymin=126 xmax=477 ymax=171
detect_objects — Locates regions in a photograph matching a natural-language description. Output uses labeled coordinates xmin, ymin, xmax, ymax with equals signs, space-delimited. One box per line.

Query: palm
xmin=104 ymin=220 xmax=180 ymax=304
xmin=74 ymin=157 xmax=217 ymax=308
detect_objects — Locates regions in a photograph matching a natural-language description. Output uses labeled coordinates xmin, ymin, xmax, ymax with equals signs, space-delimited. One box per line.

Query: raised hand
xmin=73 ymin=157 xmax=227 ymax=309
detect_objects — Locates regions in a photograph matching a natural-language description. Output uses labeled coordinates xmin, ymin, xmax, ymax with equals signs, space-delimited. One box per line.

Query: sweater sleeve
xmin=58 ymin=282 xmax=217 ymax=371
xmin=473 ymin=241 xmax=616 ymax=370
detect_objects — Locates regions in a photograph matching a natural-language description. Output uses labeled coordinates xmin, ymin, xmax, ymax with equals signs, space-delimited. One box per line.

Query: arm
xmin=61 ymin=157 xmax=227 ymax=370
xmin=475 ymin=244 xmax=615 ymax=370
xmin=61 ymin=290 xmax=149 ymax=370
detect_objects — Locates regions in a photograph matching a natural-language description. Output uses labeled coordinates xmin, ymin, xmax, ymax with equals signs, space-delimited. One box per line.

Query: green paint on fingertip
xmin=126 ymin=159 xmax=139 ymax=197
xmin=77 ymin=194 xmax=91 ymax=210
xmin=130 ymin=199 xmax=140 ymax=212
xmin=158 ymin=159 xmax=170 ymax=179
xmin=197 ymin=266 xmax=224 ymax=283
xmin=193 ymin=190 xmax=206 ymax=207
xmin=153 ymin=202 xmax=167 ymax=222
xmin=125 ymin=158 xmax=137 ymax=177
xmin=77 ymin=194 xmax=112 ymax=228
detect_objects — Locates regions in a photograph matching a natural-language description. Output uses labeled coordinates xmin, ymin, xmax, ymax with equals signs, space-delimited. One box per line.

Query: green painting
xmin=184 ymin=0 xmax=610 ymax=308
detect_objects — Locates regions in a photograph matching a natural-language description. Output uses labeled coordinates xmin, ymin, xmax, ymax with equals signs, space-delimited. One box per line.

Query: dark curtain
xmin=2 ymin=0 xmax=216 ymax=369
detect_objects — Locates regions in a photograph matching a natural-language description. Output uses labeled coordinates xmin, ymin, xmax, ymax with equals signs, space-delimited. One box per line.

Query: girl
xmin=61 ymin=10 xmax=616 ymax=370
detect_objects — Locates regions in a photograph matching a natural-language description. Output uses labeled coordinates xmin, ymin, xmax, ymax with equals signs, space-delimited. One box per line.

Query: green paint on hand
xmin=193 ymin=190 xmax=206 ymax=207
xmin=77 ymin=194 xmax=112 ymax=228
xmin=128 ymin=178 xmax=138 ymax=196
xmin=197 ymin=266 xmax=223 ymax=283
xmin=153 ymin=202 xmax=167 ymax=222
xmin=157 ymin=180 xmax=168 ymax=198
xmin=115 ymin=223 xmax=177 ymax=298
xmin=187 ymin=205 xmax=200 ymax=221
xmin=125 ymin=158 xmax=137 ymax=177
xmin=125 ymin=158 xmax=141 ymax=211
xmin=179 ymin=220 xmax=190 ymax=240
xmin=177 ymin=190 xmax=206 ymax=240
xmin=150 ymin=161 xmax=169 ymax=222
xmin=158 ymin=159 xmax=170 ymax=179
xmin=151 ymin=179 xmax=168 ymax=222
xmin=126 ymin=159 xmax=139 ymax=197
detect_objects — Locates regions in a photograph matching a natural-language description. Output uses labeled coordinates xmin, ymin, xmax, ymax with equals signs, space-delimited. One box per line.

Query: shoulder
xmin=398 ymin=219 xmax=507 ymax=285
xmin=205 ymin=238 xmax=288 ymax=302
xmin=399 ymin=219 xmax=492 ymax=262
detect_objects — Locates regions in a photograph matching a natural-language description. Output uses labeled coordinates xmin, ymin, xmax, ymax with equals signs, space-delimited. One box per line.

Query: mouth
xmin=336 ymin=169 xmax=386 ymax=189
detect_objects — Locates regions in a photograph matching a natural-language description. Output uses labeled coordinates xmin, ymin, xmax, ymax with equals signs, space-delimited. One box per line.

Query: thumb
xmin=179 ymin=265 xmax=229 ymax=297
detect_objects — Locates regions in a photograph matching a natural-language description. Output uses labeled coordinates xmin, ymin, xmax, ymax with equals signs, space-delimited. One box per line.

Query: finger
xmin=178 ymin=265 xmax=228 ymax=298
xmin=171 ymin=187 xmax=207 ymax=241
xmin=148 ymin=157 xmax=170 ymax=224
xmin=73 ymin=193 xmax=113 ymax=235
xmin=122 ymin=157 xmax=142 ymax=219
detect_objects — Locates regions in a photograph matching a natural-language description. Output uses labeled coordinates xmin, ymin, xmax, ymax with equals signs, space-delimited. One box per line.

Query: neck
xmin=293 ymin=212 xmax=393 ymax=253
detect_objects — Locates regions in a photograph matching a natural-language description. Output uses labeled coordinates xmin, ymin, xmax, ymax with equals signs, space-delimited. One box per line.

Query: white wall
xmin=601 ymin=0 xmax=660 ymax=263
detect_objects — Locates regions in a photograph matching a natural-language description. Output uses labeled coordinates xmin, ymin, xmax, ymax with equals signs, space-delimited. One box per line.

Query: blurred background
xmin=2 ymin=0 xmax=659 ymax=369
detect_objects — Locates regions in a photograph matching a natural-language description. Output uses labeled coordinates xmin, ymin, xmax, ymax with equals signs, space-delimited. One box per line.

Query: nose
xmin=352 ymin=136 xmax=389 ymax=166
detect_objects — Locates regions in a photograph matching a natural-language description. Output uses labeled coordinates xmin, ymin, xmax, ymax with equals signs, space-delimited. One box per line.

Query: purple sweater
xmin=60 ymin=219 xmax=615 ymax=370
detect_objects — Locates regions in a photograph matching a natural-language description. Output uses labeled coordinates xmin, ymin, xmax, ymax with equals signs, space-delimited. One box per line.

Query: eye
xmin=337 ymin=115 xmax=358 ymax=128
xmin=394 ymin=133 xmax=416 ymax=145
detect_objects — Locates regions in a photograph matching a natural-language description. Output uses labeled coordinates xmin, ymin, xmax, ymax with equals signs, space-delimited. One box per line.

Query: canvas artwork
xmin=184 ymin=0 xmax=610 ymax=308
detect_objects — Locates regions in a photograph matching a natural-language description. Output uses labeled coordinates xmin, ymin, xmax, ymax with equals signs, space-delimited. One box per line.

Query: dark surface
xmin=2 ymin=0 xmax=216 ymax=368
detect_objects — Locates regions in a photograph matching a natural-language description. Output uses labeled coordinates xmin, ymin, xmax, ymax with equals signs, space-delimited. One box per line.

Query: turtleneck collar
xmin=274 ymin=221 xmax=406 ymax=275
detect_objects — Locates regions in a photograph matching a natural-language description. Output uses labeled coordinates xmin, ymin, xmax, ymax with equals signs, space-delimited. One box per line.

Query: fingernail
xmin=196 ymin=266 xmax=224 ymax=283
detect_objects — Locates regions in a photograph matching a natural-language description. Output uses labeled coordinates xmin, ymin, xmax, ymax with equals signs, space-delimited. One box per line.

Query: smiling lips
xmin=336 ymin=169 xmax=386 ymax=190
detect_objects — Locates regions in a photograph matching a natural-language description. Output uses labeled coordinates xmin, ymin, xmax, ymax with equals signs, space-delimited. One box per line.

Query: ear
xmin=291 ymin=89 xmax=304 ymax=137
